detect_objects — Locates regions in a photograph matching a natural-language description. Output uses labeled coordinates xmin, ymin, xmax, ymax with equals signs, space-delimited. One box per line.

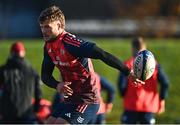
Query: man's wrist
xmin=56 ymin=82 xmax=64 ymax=93
xmin=124 ymin=68 xmax=131 ymax=77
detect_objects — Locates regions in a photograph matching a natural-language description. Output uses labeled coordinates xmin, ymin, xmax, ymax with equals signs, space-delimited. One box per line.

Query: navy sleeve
xmin=100 ymin=76 xmax=115 ymax=103
xmin=117 ymin=73 xmax=128 ymax=97
xmin=63 ymin=35 xmax=95 ymax=57
xmin=63 ymin=34 xmax=130 ymax=76
xmin=41 ymin=47 xmax=59 ymax=89
xmin=157 ymin=64 xmax=169 ymax=100
xmin=90 ymin=45 xmax=130 ymax=76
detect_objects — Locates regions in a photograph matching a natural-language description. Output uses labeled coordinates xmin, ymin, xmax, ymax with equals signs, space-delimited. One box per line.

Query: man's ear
xmin=57 ymin=21 xmax=62 ymax=29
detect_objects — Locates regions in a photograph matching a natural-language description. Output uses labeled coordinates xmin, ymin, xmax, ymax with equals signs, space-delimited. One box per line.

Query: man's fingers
xmin=136 ymin=79 xmax=145 ymax=84
xmin=64 ymin=82 xmax=71 ymax=85
xmin=133 ymin=79 xmax=145 ymax=85
xmin=65 ymin=88 xmax=73 ymax=95
xmin=57 ymin=82 xmax=73 ymax=97
xmin=129 ymin=71 xmax=145 ymax=85
xmin=64 ymin=85 xmax=73 ymax=95
xmin=64 ymin=85 xmax=73 ymax=92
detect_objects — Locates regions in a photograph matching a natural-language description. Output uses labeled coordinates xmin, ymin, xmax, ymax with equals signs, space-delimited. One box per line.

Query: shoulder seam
xmin=63 ymin=34 xmax=80 ymax=47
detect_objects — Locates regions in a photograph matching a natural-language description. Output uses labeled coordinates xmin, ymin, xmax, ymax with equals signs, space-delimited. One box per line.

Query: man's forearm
xmin=41 ymin=74 xmax=59 ymax=89
xmin=90 ymin=45 xmax=130 ymax=76
xmin=41 ymin=60 xmax=59 ymax=89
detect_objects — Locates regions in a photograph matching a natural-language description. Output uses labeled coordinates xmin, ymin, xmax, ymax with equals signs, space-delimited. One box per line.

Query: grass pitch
xmin=0 ymin=38 xmax=180 ymax=124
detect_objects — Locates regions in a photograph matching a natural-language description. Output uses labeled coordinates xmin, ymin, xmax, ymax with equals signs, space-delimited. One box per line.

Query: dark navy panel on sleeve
xmin=63 ymin=34 xmax=96 ymax=58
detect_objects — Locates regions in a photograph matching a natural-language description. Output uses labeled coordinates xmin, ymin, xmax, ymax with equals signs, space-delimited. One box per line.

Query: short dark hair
xmin=38 ymin=5 xmax=65 ymax=28
xmin=131 ymin=37 xmax=146 ymax=50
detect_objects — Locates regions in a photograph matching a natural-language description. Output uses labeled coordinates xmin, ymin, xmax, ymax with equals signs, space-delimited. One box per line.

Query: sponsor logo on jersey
xmin=53 ymin=56 xmax=70 ymax=66
xmin=53 ymin=61 xmax=70 ymax=66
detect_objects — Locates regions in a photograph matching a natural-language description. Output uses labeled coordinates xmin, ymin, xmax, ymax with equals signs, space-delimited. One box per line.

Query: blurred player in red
xmin=38 ymin=5 xmax=143 ymax=124
xmin=32 ymin=98 xmax=52 ymax=123
xmin=118 ymin=37 xmax=169 ymax=124
xmin=0 ymin=42 xmax=42 ymax=123
xmin=88 ymin=72 xmax=115 ymax=124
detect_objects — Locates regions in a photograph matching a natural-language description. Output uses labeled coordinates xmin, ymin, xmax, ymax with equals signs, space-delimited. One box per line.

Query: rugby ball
xmin=133 ymin=50 xmax=156 ymax=81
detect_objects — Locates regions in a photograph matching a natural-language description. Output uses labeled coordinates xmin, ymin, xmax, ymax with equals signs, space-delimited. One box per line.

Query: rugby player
xmin=39 ymin=5 xmax=143 ymax=124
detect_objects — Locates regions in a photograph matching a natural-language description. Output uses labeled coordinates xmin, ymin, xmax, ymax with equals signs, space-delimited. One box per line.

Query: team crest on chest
xmin=55 ymin=56 xmax=60 ymax=60
xmin=60 ymin=49 xmax=65 ymax=55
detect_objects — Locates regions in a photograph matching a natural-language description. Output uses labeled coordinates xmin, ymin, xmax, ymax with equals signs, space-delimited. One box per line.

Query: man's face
xmin=40 ymin=20 xmax=62 ymax=42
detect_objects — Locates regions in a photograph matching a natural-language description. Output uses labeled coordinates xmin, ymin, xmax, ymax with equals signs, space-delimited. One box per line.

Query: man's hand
xmin=129 ymin=70 xmax=145 ymax=85
xmin=56 ymin=82 xmax=73 ymax=98
xmin=157 ymin=100 xmax=165 ymax=115
xmin=105 ymin=103 xmax=113 ymax=113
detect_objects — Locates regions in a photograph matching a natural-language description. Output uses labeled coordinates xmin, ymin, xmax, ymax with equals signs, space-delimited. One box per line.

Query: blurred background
xmin=0 ymin=0 xmax=180 ymax=38
xmin=0 ymin=0 xmax=180 ymax=124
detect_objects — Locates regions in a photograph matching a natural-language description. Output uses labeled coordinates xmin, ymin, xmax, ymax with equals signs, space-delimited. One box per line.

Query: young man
xmin=118 ymin=37 xmax=169 ymax=124
xmin=38 ymin=5 xmax=143 ymax=124
xmin=0 ymin=42 xmax=42 ymax=123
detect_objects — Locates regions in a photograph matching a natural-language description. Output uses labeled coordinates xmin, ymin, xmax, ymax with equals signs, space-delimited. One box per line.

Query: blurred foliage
xmin=115 ymin=0 xmax=180 ymax=17
xmin=1 ymin=0 xmax=180 ymax=19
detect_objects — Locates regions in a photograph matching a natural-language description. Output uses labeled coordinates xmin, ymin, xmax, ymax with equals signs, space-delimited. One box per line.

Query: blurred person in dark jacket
xmin=0 ymin=42 xmax=42 ymax=123
xmin=117 ymin=37 xmax=169 ymax=124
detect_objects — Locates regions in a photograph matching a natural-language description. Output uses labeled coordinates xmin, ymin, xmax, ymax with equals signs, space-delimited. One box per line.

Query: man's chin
xmin=45 ymin=37 xmax=56 ymax=42
xmin=43 ymin=37 xmax=50 ymax=41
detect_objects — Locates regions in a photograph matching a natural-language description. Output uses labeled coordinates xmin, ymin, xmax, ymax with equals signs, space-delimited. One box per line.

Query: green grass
xmin=0 ymin=38 xmax=180 ymax=124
